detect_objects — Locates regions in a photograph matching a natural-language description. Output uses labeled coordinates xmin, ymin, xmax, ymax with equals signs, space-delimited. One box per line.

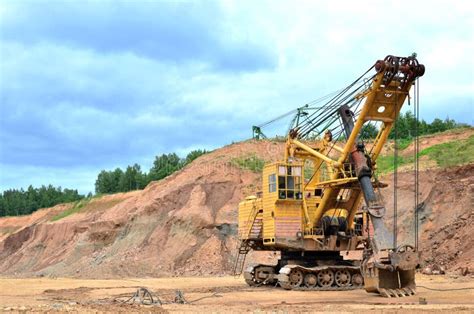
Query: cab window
xmin=277 ymin=166 xmax=302 ymax=200
xmin=268 ymin=174 xmax=276 ymax=192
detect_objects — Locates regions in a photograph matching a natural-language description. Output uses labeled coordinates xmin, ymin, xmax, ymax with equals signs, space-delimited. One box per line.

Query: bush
xmin=230 ymin=154 xmax=266 ymax=172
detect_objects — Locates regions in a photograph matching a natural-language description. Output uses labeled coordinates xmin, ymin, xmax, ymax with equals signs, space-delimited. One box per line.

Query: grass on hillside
xmin=419 ymin=134 xmax=474 ymax=167
xmin=397 ymin=138 xmax=413 ymax=150
xmin=375 ymin=155 xmax=412 ymax=174
xmin=50 ymin=198 xmax=90 ymax=221
xmin=375 ymin=135 xmax=474 ymax=174
xmin=230 ymin=154 xmax=266 ymax=173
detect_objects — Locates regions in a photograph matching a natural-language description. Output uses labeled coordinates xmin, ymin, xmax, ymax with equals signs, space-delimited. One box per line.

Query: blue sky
xmin=0 ymin=0 xmax=473 ymax=194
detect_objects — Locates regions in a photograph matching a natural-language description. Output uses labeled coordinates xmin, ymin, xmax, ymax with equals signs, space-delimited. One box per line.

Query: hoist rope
xmin=414 ymin=78 xmax=420 ymax=250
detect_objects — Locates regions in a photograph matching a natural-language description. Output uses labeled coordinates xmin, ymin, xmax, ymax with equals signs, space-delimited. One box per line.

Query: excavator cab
xmin=261 ymin=162 xmax=304 ymax=246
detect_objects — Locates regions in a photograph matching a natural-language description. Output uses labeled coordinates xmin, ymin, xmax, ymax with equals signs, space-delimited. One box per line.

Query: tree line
xmin=389 ymin=112 xmax=466 ymax=139
xmin=94 ymin=149 xmax=207 ymax=194
xmin=360 ymin=112 xmax=467 ymax=140
xmin=0 ymin=149 xmax=207 ymax=217
xmin=0 ymin=185 xmax=84 ymax=217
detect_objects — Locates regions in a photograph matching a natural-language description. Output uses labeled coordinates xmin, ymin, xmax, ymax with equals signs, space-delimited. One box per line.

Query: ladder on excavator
xmin=232 ymin=205 xmax=260 ymax=276
xmin=232 ymin=239 xmax=252 ymax=276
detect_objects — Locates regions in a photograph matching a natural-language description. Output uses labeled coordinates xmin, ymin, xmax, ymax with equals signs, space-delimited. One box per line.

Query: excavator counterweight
xmin=235 ymin=54 xmax=425 ymax=297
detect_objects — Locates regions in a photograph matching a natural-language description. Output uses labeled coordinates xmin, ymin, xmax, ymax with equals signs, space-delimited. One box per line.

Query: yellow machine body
xmin=236 ymin=55 xmax=425 ymax=297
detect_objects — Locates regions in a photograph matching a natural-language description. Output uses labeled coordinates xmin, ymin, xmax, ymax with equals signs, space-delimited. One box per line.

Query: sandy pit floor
xmin=0 ymin=274 xmax=473 ymax=313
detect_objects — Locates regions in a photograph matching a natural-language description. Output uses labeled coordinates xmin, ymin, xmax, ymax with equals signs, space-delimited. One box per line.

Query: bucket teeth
xmin=402 ymin=287 xmax=414 ymax=296
xmin=378 ymin=287 xmax=416 ymax=298
xmin=378 ymin=288 xmax=390 ymax=298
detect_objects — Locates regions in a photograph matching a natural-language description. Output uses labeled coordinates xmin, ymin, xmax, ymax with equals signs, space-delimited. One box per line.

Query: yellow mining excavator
xmin=234 ymin=54 xmax=425 ymax=297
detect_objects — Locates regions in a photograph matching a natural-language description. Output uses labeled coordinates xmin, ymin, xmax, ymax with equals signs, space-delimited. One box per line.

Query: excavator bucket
xmin=362 ymin=245 xmax=419 ymax=297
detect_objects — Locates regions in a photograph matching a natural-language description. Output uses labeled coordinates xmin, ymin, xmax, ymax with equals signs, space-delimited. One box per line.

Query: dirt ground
xmin=0 ymin=275 xmax=473 ymax=313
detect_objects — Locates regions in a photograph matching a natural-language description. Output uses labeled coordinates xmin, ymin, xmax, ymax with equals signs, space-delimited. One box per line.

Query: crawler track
xmin=244 ymin=264 xmax=364 ymax=291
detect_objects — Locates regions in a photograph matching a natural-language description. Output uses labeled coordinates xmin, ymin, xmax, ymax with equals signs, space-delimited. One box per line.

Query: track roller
xmin=304 ymin=274 xmax=317 ymax=288
xmin=288 ymin=269 xmax=304 ymax=288
xmin=317 ymin=269 xmax=334 ymax=288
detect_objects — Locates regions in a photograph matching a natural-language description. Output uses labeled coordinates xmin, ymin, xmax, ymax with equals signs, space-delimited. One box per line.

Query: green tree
xmin=0 ymin=186 xmax=83 ymax=217
xmin=184 ymin=149 xmax=208 ymax=165
xmin=95 ymin=170 xmax=119 ymax=194
xmin=149 ymin=153 xmax=183 ymax=181
xmin=429 ymin=118 xmax=445 ymax=133
xmin=119 ymin=164 xmax=145 ymax=191
xmin=388 ymin=113 xmax=462 ymax=140
xmin=360 ymin=124 xmax=379 ymax=140
xmin=112 ymin=168 xmax=124 ymax=192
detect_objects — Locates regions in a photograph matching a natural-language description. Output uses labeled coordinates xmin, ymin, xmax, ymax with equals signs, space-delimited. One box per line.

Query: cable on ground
xmin=417 ymin=285 xmax=474 ymax=292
